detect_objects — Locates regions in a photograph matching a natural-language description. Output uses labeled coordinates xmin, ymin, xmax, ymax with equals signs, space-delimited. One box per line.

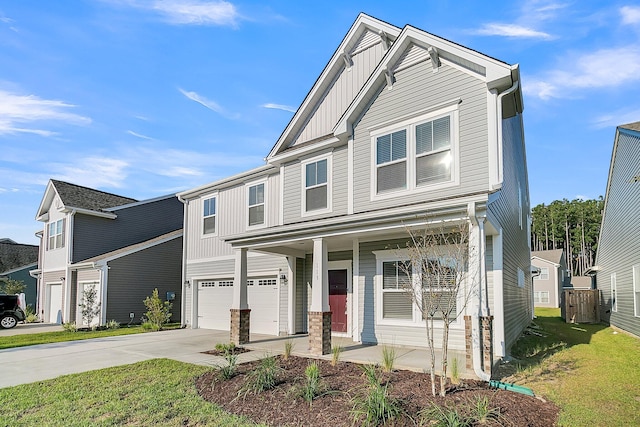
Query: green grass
xmin=0 ymin=359 xmax=258 ymax=426
xmin=509 ymin=308 xmax=640 ymax=426
xmin=0 ymin=323 xmax=181 ymax=350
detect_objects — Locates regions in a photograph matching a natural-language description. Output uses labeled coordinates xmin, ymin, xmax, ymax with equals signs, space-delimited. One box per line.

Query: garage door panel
xmin=248 ymin=278 xmax=278 ymax=335
xmin=198 ymin=280 xmax=233 ymax=330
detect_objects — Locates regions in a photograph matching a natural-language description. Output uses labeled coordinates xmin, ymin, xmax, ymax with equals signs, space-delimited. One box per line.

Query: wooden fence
xmin=561 ymin=289 xmax=600 ymax=324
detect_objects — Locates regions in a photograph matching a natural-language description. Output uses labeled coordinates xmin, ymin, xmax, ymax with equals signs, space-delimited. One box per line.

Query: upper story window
xmin=247 ymin=182 xmax=265 ymax=227
xmin=302 ymin=155 xmax=331 ymax=215
xmin=536 ymin=267 xmax=549 ymax=281
xmin=47 ymin=219 xmax=65 ymax=250
xmin=203 ymin=196 xmax=216 ymax=235
xmin=371 ymin=106 xmax=458 ymax=199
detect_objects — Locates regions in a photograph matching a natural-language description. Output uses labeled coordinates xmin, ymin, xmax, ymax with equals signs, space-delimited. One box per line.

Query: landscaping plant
xmin=331 ymin=344 xmax=342 ymax=366
xmin=350 ymin=364 xmax=401 ymax=426
xmin=78 ymin=284 xmax=101 ymax=330
xmin=141 ymin=288 xmax=172 ymax=331
xmin=237 ymin=354 xmax=282 ymax=398
xmin=283 ymin=339 xmax=294 ymax=360
xmin=381 ymin=345 xmax=396 ymax=372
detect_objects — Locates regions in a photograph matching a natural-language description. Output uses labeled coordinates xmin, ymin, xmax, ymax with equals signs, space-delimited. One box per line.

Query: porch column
xmin=309 ymin=238 xmax=331 ymax=355
xmin=230 ymin=248 xmax=250 ymax=345
xmin=286 ymin=256 xmax=296 ymax=335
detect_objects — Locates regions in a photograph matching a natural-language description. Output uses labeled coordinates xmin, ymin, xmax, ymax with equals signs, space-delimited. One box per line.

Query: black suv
xmin=0 ymin=295 xmax=26 ymax=329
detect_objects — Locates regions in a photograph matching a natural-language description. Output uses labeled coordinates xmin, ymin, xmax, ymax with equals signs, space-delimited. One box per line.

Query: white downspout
xmin=495 ymin=79 xmax=520 ymax=186
xmin=177 ymin=195 xmax=189 ymax=328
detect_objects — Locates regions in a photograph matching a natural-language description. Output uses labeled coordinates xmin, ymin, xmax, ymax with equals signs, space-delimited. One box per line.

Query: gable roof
xmin=532 ymin=249 xmax=564 ymax=265
xmin=36 ymin=180 xmax=138 ymax=220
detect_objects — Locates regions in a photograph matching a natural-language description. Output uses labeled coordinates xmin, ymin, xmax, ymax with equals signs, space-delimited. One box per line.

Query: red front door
xmin=329 ymin=269 xmax=348 ymax=333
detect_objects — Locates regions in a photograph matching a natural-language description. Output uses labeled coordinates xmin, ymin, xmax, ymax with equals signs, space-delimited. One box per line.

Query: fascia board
xmin=267 ymin=137 xmax=341 ymax=165
xmin=177 ymin=164 xmax=275 ymax=201
xmin=60 ymin=207 xmax=117 ymax=220
xmin=531 ymin=256 xmax=561 ymax=268
xmin=35 ymin=180 xmax=57 ymax=220
xmin=267 ymin=14 xmax=401 ymax=159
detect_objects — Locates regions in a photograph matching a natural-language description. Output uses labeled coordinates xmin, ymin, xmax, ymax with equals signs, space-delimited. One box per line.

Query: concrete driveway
xmin=0 ymin=322 xmax=64 ymax=336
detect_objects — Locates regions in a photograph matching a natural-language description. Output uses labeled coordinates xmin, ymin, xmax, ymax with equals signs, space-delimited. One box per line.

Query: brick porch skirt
xmin=308 ymin=311 xmax=332 ymax=355
xmin=230 ymin=308 xmax=250 ymax=345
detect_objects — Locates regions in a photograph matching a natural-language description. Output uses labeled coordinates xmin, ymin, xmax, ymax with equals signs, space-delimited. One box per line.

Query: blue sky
xmin=1 ymin=0 xmax=639 ymax=245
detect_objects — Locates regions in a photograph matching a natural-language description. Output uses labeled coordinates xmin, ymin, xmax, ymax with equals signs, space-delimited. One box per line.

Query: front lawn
xmin=0 ymin=359 xmax=256 ymax=426
xmin=505 ymin=308 xmax=640 ymax=426
xmin=0 ymin=324 xmax=181 ymax=350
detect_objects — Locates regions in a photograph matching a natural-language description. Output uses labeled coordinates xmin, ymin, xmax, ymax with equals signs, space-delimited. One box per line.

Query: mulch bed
xmin=195 ymin=355 xmax=558 ymax=426
xmin=201 ymin=346 xmax=251 ymax=356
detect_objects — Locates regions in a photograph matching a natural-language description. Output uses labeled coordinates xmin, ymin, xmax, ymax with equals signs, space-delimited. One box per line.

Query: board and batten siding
xmin=282 ymin=144 xmax=349 ymax=224
xmin=595 ymin=129 xmax=640 ymax=337
xmin=105 ymin=237 xmax=183 ymax=324
xmin=185 ymin=173 xmax=280 ymax=261
xmin=486 ymin=113 xmax=531 ymax=352
xmin=292 ymin=30 xmax=387 ymax=146
xmin=352 ymin=55 xmax=489 ymax=213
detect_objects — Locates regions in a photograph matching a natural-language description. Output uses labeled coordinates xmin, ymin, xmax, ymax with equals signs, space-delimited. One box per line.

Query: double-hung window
xmin=47 ymin=219 xmax=65 ymax=250
xmin=203 ymin=196 xmax=216 ymax=235
xmin=247 ymin=183 xmax=265 ymax=227
xmin=381 ymin=260 xmax=413 ymax=320
xmin=372 ymin=106 xmax=457 ymax=198
xmin=536 ymin=267 xmax=549 ymax=281
xmin=304 ymin=157 xmax=330 ymax=213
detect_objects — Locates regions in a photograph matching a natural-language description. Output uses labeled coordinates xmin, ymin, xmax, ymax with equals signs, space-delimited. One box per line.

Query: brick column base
xmin=481 ymin=316 xmax=494 ymax=374
xmin=464 ymin=315 xmax=472 ymax=370
xmin=230 ymin=308 xmax=250 ymax=345
xmin=308 ymin=311 xmax=332 ymax=355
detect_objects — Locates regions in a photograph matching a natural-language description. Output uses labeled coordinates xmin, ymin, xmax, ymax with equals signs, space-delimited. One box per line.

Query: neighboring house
xmin=33 ymin=180 xmax=183 ymax=326
xmin=591 ymin=122 xmax=640 ymax=338
xmin=0 ymin=239 xmax=39 ymax=308
xmin=531 ymin=249 xmax=569 ymax=308
xmin=569 ymin=276 xmax=593 ymax=290
xmin=178 ymin=14 xmax=531 ymax=378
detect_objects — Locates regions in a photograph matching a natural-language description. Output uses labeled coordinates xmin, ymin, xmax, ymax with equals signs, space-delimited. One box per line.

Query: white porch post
xmin=309 ymin=237 xmax=331 ymax=355
xmin=231 ymin=248 xmax=250 ymax=344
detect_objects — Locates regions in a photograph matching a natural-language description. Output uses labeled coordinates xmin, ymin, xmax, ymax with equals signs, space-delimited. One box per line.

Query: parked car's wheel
xmin=0 ymin=315 xmax=18 ymax=329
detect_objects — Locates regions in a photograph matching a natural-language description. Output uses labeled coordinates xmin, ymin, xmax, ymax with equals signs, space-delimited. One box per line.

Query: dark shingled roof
xmin=51 ymin=180 xmax=137 ymax=212
xmin=0 ymin=241 xmax=39 ymax=274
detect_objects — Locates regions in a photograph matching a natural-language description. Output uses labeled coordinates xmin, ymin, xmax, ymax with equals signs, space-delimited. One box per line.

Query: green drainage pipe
xmin=489 ymin=380 xmax=535 ymax=397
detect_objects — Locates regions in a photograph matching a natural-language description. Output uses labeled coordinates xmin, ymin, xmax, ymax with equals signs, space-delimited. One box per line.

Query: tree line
xmin=530 ymin=197 xmax=604 ymax=277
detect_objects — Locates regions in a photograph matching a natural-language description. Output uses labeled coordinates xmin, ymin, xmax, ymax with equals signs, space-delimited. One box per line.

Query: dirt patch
xmin=196 ymin=355 xmax=558 ymax=426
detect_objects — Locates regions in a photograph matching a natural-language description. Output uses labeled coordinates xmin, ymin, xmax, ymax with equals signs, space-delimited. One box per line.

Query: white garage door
xmin=197 ymin=277 xmax=279 ymax=335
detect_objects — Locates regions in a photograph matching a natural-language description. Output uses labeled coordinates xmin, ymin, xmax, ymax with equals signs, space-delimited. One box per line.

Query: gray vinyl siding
xmin=185 ymin=173 xmax=280 ymax=261
xmin=295 ymin=257 xmax=307 ymax=333
xmin=72 ymin=196 xmax=183 ymax=263
xmin=282 ymin=144 xmax=349 ymax=224
xmin=487 ymin=113 xmax=532 ymax=352
xmin=104 ymin=237 xmax=183 ymax=324
xmin=292 ymin=31 xmax=386 ymax=146
xmin=595 ymin=129 xmax=640 ymax=337
xmin=353 ymin=59 xmax=489 ymax=213
xmin=329 ymin=250 xmax=353 ymax=262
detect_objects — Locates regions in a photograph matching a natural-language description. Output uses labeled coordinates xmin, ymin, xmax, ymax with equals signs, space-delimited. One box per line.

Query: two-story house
xmin=531 ymin=249 xmax=569 ymax=308
xmin=34 ymin=180 xmax=183 ymax=327
xmin=178 ymin=14 xmax=532 ymax=379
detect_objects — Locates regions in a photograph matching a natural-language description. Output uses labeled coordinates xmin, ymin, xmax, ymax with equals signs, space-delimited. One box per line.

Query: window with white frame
xmin=421 ymin=258 xmax=457 ymax=320
xmin=203 ymin=196 xmax=216 ymax=235
xmin=372 ymin=108 xmax=456 ymax=197
xmin=47 ymin=219 xmax=65 ymax=250
xmin=634 ymin=265 xmax=640 ymax=317
xmin=303 ymin=157 xmax=329 ymax=213
xmin=381 ymin=260 xmax=413 ymax=320
xmin=534 ymin=291 xmax=550 ymax=304
xmin=535 ymin=267 xmax=549 ymax=281
xmin=611 ymin=273 xmax=617 ymax=312
xmin=247 ymin=182 xmax=265 ymax=227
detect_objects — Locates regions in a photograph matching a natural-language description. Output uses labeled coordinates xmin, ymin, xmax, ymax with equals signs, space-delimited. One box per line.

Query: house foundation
xmin=230 ymin=308 xmax=250 ymax=345
xmin=308 ymin=311 xmax=332 ymax=355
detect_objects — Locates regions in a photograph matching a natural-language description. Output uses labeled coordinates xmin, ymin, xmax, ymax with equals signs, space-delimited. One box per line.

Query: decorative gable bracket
xmin=378 ymin=30 xmax=392 ymax=50
xmin=383 ymin=67 xmax=395 ymax=89
xmin=342 ymin=51 xmax=353 ymax=70
xmin=428 ymin=46 xmax=440 ymax=73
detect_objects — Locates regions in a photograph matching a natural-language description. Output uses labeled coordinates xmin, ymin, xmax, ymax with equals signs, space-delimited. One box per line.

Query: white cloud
xmin=110 ymin=0 xmax=239 ymax=27
xmin=179 ymin=87 xmax=238 ymax=119
xmin=525 ymin=47 xmax=640 ymax=99
xmin=262 ymin=103 xmax=296 ymax=113
xmin=0 ymin=89 xmax=91 ymax=136
xmin=474 ymin=23 xmax=552 ymax=39
xmin=621 ymin=6 xmax=640 ymax=25
xmin=127 ymin=130 xmax=154 ymax=140
xmin=54 ymin=157 xmax=129 ymax=189
xmin=593 ymin=108 xmax=640 ymax=128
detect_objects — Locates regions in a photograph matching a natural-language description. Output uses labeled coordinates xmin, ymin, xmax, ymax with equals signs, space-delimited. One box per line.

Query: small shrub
xmin=283 ymin=339 xmax=294 ymax=360
xmin=62 ymin=322 xmax=77 ymax=332
xmin=238 ymin=355 xmax=282 ymax=398
xmin=141 ymin=321 xmax=157 ymax=331
xmin=215 ymin=342 xmax=236 ymax=355
xmin=419 ymin=404 xmax=471 ymax=427
xmin=24 ymin=305 xmax=39 ymax=323
xmin=381 ymin=345 xmax=396 ymax=372
xmin=217 ymin=353 xmax=238 ymax=380
xmin=469 ymin=395 xmax=501 ymax=424
xmin=106 ymin=319 xmax=120 ymax=329
xmin=141 ymin=288 xmax=172 ymax=331
xmin=331 ymin=345 xmax=342 ymax=366
xmin=351 ymin=364 xmax=401 ymax=426
xmin=295 ymin=362 xmax=328 ymax=406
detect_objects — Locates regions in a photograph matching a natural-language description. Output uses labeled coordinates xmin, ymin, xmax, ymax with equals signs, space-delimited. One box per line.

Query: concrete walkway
xmin=0 ymin=328 xmax=460 ymax=389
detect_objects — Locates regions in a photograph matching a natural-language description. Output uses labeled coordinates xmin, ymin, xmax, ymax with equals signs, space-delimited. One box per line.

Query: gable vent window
xmin=376 ymin=130 xmax=407 ymax=193
xmin=415 ymin=116 xmax=451 ymax=185
xmin=47 ymin=219 xmax=65 ymax=250
xmin=203 ymin=196 xmax=216 ymax=235
xmin=248 ymin=183 xmax=265 ymax=226
xmin=305 ymin=159 xmax=328 ymax=211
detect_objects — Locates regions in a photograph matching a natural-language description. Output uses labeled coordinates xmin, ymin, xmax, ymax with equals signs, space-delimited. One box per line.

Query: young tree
xmin=396 ymin=221 xmax=474 ymax=397
xmin=0 ymin=278 xmax=26 ymax=295
xmin=142 ymin=288 xmax=172 ymax=331
xmin=79 ymin=284 xmax=101 ymax=330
